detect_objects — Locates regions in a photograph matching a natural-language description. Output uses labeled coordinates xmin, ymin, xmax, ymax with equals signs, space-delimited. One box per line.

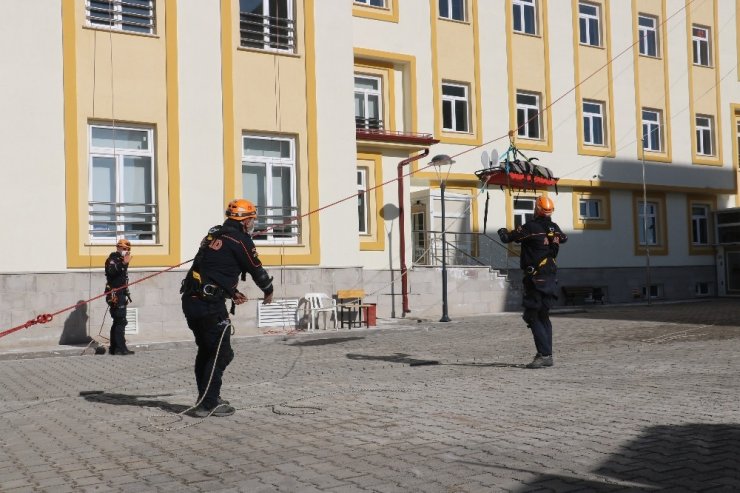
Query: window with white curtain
xmin=354 ymin=75 xmax=383 ymax=130
xmin=89 ymin=124 xmax=157 ymax=243
xmin=242 ymin=134 xmax=298 ymax=244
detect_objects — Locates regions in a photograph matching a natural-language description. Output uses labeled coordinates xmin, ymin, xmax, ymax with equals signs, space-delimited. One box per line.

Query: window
xmin=357 ymin=168 xmax=369 ymax=234
xmin=637 ymin=200 xmax=659 ymax=245
xmin=696 ymin=115 xmax=714 ymax=156
xmin=439 ymin=0 xmax=465 ymax=21
xmin=355 ymin=0 xmax=385 ymax=6
xmin=578 ymin=2 xmax=600 ymax=46
xmin=513 ymin=0 xmax=537 ymax=35
xmin=442 ymin=83 xmax=470 ymax=133
xmin=516 ymin=92 xmax=541 ymax=139
xmin=89 ymin=124 xmax=156 ymax=243
xmin=355 ymin=75 xmax=383 ymax=130
xmin=579 ymin=198 xmax=602 ymax=220
xmin=242 ymin=134 xmax=298 ymax=243
xmin=638 ymin=14 xmax=658 ymax=57
xmin=691 ymin=204 xmax=710 ymax=245
xmin=86 ymin=0 xmax=155 ymax=34
xmin=641 ymin=284 xmax=662 ymax=299
xmin=240 ymin=0 xmax=294 ymax=52
xmin=695 ymin=282 xmax=711 ymax=296
xmin=513 ymin=197 xmax=535 ymax=229
xmin=692 ymin=25 xmax=711 ymax=66
xmin=642 ymin=109 xmax=662 ymax=152
xmin=583 ymin=100 xmax=605 ymax=146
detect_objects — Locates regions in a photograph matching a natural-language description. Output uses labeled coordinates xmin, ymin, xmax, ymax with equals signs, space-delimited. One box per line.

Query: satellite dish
xmin=489 ymin=149 xmax=499 ymax=168
xmin=480 ymin=150 xmax=489 ymax=168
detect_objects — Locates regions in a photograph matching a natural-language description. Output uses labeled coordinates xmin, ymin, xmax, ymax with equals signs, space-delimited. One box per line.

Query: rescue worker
xmin=181 ymin=199 xmax=274 ymax=417
xmin=105 ymin=239 xmax=135 ymax=355
xmin=498 ymin=195 xmax=567 ymax=369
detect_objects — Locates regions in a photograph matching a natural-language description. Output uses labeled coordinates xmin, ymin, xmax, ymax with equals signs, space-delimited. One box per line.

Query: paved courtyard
xmin=0 ymin=299 xmax=738 ymax=492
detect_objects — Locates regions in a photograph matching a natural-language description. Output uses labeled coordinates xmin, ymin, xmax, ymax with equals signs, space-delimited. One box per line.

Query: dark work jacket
xmin=183 ymin=219 xmax=273 ymax=300
xmin=498 ymin=216 xmax=568 ymax=271
xmin=105 ymin=252 xmax=129 ymax=290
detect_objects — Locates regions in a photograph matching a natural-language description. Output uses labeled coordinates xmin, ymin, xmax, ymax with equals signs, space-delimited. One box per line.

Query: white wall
xmin=0 ymin=2 xmax=66 ymax=272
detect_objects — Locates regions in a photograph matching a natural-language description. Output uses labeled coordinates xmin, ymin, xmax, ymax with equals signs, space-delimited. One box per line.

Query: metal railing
xmin=412 ymin=230 xmax=515 ymax=272
xmin=86 ymin=0 xmax=155 ymax=34
xmin=239 ymin=11 xmax=295 ymax=52
xmin=355 ymin=117 xmax=384 ymax=130
xmin=251 ymin=205 xmax=300 ymax=244
xmin=88 ymin=200 xmax=157 ymax=241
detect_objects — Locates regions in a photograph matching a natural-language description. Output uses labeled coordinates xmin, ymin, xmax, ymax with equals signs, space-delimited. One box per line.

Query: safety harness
xmin=180 ymin=224 xmax=240 ymax=304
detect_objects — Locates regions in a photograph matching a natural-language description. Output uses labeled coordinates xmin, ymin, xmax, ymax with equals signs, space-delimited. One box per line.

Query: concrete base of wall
xmin=0 ymin=264 xmax=716 ymax=349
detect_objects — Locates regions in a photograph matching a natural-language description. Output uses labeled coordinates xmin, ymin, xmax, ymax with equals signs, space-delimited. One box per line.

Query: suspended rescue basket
xmin=474 ymin=140 xmax=559 ymax=193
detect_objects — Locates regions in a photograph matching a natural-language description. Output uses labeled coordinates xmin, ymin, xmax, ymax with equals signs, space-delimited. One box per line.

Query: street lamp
xmin=430 ymin=154 xmax=455 ymax=322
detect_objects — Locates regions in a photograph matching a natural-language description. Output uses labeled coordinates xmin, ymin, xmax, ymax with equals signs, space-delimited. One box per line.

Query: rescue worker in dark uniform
xmin=105 ymin=239 xmax=135 ymax=355
xmin=181 ymin=199 xmax=274 ymax=417
xmin=498 ymin=196 xmax=567 ymax=369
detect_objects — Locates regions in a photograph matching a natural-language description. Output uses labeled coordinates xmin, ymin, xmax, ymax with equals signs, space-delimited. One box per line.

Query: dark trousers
xmin=184 ymin=313 xmax=234 ymax=409
xmin=109 ymin=299 xmax=129 ymax=353
xmin=522 ymin=275 xmax=555 ymax=356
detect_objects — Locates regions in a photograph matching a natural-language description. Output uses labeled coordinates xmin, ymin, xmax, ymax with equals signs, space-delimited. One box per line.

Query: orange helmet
xmin=225 ymin=199 xmax=257 ymax=221
xmin=535 ymin=196 xmax=554 ymax=217
xmin=116 ymin=239 xmax=131 ymax=250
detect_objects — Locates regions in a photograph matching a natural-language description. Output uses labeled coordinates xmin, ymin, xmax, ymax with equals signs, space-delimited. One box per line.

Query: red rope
xmin=0 ymin=260 xmax=192 ymax=340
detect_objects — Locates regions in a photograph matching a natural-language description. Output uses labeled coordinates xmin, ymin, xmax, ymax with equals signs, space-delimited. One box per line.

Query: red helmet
xmin=535 ymin=196 xmax=554 ymax=217
xmin=225 ymin=199 xmax=257 ymax=221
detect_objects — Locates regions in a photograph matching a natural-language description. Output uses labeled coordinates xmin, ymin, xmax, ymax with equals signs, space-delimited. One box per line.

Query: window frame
xmin=357 ymin=167 xmax=369 ymax=235
xmin=354 ymin=74 xmax=384 ymax=130
xmin=578 ymin=2 xmax=601 ymax=47
xmin=638 ymin=14 xmax=659 ymax=58
xmin=239 ymin=0 xmax=295 ymax=53
xmin=441 ymin=82 xmax=470 ymax=133
xmin=695 ymin=115 xmax=714 ymax=157
xmin=513 ymin=0 xmax=537 ymax=35
xmin=513 ymin=196 xmax=536 ymax=229
xmin=573 ymin=190 xmax=610 ymax=230
xmin=88 ymin=123 xmax=157 ymax=244
xmin=633 ymin=192 xmax=667 ymax=255
xmin=642 ymin=108 xmax=663 ymax=152
xmin=355 ymin=0 xmax=386 ymax=7
xmin=439 ymin=0 xmax=466 ymax=22
xmin=86 ymin=0 xmax=156 ymax=35
xmin=516 ymin=91 xmax=541 ymax=140
xmin=692 ymin=25 xmax=711 ymax=67
xmin=583 ymin=100 xmax=605 ymax=146
xmin=241 ymin=133 xmax=299 ymax=245
xmin=691 ymin=203 xmax=710 ymax=246
xmin=637 ymin=200 xmax=659 ymax=246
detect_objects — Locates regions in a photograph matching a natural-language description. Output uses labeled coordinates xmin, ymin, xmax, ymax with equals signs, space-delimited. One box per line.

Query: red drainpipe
xmin=397 ymin=149 xmax=430 ymax=316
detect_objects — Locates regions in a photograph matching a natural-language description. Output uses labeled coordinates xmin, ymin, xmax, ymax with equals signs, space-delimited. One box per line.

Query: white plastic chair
xmin=302 ymin=293 xmax=338 ymax=331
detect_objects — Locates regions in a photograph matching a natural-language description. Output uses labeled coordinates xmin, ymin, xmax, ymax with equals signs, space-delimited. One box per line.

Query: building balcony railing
xmin=88 ymin=200 xmax=157 ymax=242
xmin=355 ymin=117 xmax=439 ymax=146
xmin=251 ymin=205 xmax=300 ymax=244
xmin=240 ymin=12 xmax=295 ymax=52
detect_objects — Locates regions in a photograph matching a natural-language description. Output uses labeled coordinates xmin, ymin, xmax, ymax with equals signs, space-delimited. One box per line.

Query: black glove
xmin=497 ymin=228 xmax=508 ymax=241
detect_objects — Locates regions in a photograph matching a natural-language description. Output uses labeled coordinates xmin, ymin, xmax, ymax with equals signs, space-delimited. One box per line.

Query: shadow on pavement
xmin=485 ymin=423 xmax=740 ymax=492
xmin=289 ymin=336 xmax=365 ymax=347
xmin=346 ymin=352 xmax=439 ymax=366
xmin=444 ymin=361 xmax=526 ymax=369
xmin=80 ymin=391 xmax=190 ymax=414
xmin=553 ymin=298 xmax=740 ymax=327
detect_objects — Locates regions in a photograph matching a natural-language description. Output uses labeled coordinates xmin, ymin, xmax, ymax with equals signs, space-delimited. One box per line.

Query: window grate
xmin=239 ymin=12 xmax=295 ymax=52
xmin=86 ymin=0 xmax=155 ymax=34
xmin=125 ymin=308 xmax=139 ymax=335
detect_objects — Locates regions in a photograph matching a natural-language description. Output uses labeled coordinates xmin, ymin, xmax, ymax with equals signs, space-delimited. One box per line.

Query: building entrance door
xmin=726 ymin=249 xmax=740 ymax=294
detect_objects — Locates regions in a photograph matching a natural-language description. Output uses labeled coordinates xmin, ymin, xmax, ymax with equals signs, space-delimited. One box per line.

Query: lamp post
xmin=430 ymin=154 xmax=455 ymax=322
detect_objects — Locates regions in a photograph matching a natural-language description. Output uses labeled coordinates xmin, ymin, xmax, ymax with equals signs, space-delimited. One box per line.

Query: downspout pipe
xmin=397 ymin=149 xmax=430 ymax=316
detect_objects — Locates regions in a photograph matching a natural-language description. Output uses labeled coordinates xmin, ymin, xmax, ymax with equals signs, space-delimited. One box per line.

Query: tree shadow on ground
xmin=80 ymin=391 xmax=190 ymax=414
xmin=289 ymin=336 xmax=365 ymax=347
xmin=463 ymin=423 xmax=740 ymax=492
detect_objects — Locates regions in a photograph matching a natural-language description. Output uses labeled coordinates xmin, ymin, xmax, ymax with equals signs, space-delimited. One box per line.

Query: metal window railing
xmin=86 ymin=0 xmax=155 ymax=34
xmin=239 ymin=12 xmax=295 ymax=52
xmin=88 ymin=201 xmax=158 ymax=242
xmin=355 ymin=117 xmax=384 ymax=130
xmin=251 ymin=205 xmax=300 ymax=244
